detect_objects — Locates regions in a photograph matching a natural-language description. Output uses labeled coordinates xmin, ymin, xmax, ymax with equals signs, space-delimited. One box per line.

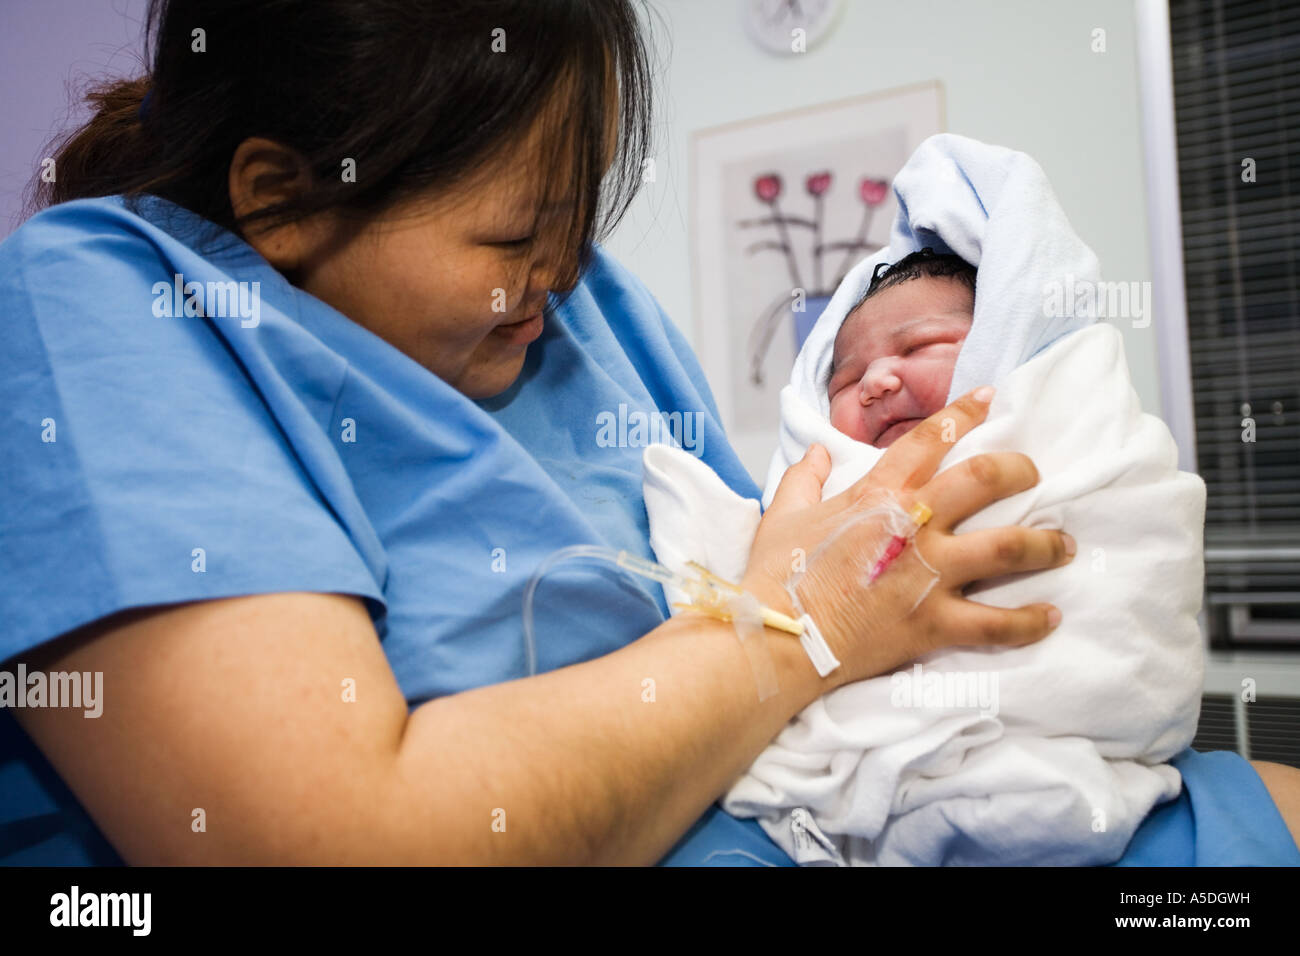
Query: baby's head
xmin=827 ymin=250 xmax=976 ymax=448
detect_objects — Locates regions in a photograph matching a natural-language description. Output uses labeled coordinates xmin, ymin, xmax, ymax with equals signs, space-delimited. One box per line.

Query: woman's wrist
xmin=743 ymin=567 xmax=852 ymax=697
xmin=764 ymin=620 xmax=842 ymax=700
xmin=735 ymin=572 xmax=844 ymax=700
xmin=659 ymin=602 xmax=834 ymax=711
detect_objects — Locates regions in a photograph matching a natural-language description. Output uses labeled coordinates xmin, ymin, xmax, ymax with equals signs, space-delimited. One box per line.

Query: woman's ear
xmin=227 ymin=137 xmax=314 ymax=271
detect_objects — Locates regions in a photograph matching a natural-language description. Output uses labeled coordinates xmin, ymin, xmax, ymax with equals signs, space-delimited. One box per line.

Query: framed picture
xmin=690 ymin=80 xmax=945 ymax=483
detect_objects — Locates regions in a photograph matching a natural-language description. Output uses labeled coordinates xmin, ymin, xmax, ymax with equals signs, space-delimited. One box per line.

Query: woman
xmin=2 ymin=0 xmax=1296 ymax=866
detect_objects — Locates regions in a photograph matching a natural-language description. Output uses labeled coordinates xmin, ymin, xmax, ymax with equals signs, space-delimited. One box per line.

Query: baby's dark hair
xmin=849 ymin=247 xmax=977 ymax=314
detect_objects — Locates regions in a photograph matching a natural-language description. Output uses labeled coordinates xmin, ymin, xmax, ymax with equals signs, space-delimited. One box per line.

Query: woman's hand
xmin=741 ymin=387 xmax=1074 ymax=688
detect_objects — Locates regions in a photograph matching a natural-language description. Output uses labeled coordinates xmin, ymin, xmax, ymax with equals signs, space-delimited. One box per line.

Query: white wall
xmin=605 ymin=0 xmax=1162 ymax=470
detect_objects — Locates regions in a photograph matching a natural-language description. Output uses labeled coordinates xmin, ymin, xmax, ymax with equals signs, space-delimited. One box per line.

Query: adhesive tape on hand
xmin=797 ymin=614 xmax=840 ymax=677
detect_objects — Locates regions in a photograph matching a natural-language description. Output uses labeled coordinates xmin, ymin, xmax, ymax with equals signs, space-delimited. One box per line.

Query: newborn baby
xmin=644 ymin=133 xmax=1206 ymax=865
xmin=648 ymin=269 xmax=1206 ymax=866
xmin=827 ymin=249 xmax=975 ymax=448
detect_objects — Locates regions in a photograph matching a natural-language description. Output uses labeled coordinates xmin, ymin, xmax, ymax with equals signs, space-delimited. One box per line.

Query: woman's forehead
xmin=425 ymin=137 xmax=578 ymax=221
xmin=503 ymin=95 xmax=619 ymax=207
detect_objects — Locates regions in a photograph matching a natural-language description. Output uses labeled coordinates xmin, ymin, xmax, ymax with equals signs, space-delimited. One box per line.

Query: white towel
xmin=642 ymin=134 xmax=1206 ymax=865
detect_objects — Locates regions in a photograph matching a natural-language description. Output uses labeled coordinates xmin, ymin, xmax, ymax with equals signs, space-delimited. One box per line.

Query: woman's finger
xmin=933 ymin=598 xmax=1062 ymax=650
xmin=765 ymin=442 xmax=831 ymax=515
xmin=847 ymin=387 xmax=996 ymax=496
xmin=934 ymin=525 xmax=1075 ymax=588
xmin=917 ymin=451 xmax=1040 ymax=532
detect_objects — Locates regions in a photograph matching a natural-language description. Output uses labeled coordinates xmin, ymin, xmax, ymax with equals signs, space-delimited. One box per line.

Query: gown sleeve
xmin=0 ymin=202 xmax=384 ymax=664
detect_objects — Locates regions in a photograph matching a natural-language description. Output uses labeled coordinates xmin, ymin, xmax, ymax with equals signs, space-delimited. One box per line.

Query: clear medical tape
xmin=724 ymin=590 xmax=781 ymax=701
xmin=783 ymin=489 xmax=939 ymax=659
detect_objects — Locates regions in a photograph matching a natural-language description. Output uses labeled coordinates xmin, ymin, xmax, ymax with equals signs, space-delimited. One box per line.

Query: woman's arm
xmin=1250 ymin=761 xmax=1300 ymax=850
xmin=16 ymin=589 xmax=829 ymax=865
xmin=16 ymin=391 xmax=1071 ymax=865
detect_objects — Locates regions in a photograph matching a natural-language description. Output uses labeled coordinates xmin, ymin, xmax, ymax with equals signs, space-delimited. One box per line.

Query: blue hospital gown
xmin=0 ymin=195 xmax=1295 ymax=866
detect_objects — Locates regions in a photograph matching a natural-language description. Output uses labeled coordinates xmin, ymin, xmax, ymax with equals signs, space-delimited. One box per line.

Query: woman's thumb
xmin=766 ymin=443 xmax=831 ymax=513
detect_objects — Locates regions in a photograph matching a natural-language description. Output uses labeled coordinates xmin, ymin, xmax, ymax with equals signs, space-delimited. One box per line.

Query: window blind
xmin=1169 ymin=0 xmax=1300 ymax=643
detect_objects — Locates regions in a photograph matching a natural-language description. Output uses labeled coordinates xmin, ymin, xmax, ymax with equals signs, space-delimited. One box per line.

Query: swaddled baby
xmin=721 ymin=268 xmax=1206 ymax=865
xmin=643 ymin=132 xmax=1206 ymax=865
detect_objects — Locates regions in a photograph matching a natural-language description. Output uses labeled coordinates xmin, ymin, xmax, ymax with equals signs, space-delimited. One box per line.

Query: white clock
xmin=742 ymin=0 xmax=843 ymax=55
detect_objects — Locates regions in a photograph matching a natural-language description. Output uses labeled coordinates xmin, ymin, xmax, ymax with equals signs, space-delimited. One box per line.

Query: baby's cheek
xmin=918 ymin=356 xmax=960 ymax=414
xmin=828 ymin=395 xmax=867 ymax=442
xmin=828 ymin=397 xmax=848 ymax=433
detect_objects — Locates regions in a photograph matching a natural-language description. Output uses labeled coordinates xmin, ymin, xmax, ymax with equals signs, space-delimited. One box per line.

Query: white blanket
xmin=642 ymin=134 xmax=1206 ymax=865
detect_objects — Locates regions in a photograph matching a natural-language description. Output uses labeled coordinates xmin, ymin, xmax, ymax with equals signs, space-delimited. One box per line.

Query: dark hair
xmin=850 ymin=247 xmax=977 ymax=314
xmin=29 ymin=0 xmax=656 ymax=291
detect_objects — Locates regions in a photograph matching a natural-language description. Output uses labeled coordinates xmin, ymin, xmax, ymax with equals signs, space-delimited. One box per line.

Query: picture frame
xmin=690 ymin=80 xmax=945 ymax=483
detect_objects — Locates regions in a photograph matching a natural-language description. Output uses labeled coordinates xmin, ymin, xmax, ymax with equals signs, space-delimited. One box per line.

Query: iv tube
xmin=520 ymin=544 xmax=663 ymax=677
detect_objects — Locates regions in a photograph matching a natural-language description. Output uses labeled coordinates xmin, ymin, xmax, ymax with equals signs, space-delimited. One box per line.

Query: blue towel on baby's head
xmin=787 ymin=133 xmax=1101 ymax=416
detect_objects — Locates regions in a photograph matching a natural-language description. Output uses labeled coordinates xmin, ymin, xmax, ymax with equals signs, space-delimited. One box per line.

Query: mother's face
xmin=299 ymin=166 xmax=571 ymax=399
xmin=232 ymin=121 xmax=581 ymax=399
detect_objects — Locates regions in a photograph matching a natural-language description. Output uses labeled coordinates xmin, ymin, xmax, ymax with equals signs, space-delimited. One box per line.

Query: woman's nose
xmin=860 ymin=357 xmax=903 ymax=404
xmin=526 ymin=196 xmax=587 ymax=294
xmin=530 ymin=240 xmax=583 ymax=297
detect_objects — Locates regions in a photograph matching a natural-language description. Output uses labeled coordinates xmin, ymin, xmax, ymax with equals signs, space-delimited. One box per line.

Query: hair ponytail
xmin=31 ymin=75 xmax=162 ymax=210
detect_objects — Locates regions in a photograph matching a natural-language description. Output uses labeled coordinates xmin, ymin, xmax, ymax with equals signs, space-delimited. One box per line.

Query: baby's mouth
xmin=875 ymin=417 xmax=922 ymax=447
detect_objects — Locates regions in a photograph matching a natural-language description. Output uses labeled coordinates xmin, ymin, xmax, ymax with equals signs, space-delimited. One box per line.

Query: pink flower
xmin=859 ymin=177 xmax=889 ymax=206
xmin=805 ymin=171 xmax=832 ymax=197
xmin=754 ymin=173 xmax=782 ymax=203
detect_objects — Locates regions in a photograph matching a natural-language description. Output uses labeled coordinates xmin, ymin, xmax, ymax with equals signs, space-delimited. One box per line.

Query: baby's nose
xmin=860 ymin=357 xmax=903 ymax=403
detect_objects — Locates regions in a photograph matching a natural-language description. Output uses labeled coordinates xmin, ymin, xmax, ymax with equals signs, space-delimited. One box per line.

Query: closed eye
xmin=491 ymin=235 xmax=535 ymax=249
xmin=903 ymin=340 xmax=952 ymax=356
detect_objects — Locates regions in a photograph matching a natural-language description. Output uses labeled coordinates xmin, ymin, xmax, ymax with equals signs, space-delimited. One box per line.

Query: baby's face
xmin=827 ymin=277 xmax=973 ymax=447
